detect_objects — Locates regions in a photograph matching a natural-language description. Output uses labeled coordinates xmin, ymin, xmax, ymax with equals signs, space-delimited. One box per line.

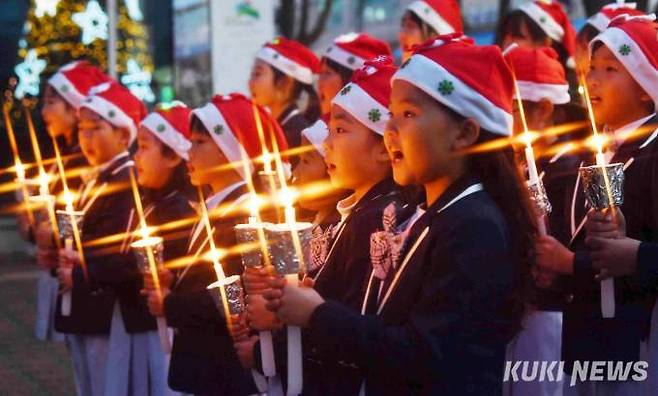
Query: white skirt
xmin=104 ymin=302 xmax=174 ymax=396
xmin=504 ymin=310 xmax=563 ymax=396
xmin=34 ymin=270 xmax=64 ymax=342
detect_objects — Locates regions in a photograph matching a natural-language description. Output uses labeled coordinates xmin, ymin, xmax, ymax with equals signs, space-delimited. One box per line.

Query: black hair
xmin=468 ymin=129 xmax=536 ymax=337
xmin=437 ymin=101 xmax=536 ymax=336
xmin=272 ymin=68 xmax=321 ymax=122
xmin=576 ymin=24 xmax=600 ymax=48
xmin=401 ymin=10 xmax=438 ymax=40
xmin=323 ymin=58 xmax=355 ymax=87
xmin=190 ymin=114 xmax=209 ymax=136
xmin=496 ymin=11 xmax=571 ymax=70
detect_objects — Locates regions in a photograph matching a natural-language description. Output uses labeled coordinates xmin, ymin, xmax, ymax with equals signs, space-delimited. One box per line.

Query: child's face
xmin=398 ymin=12 xmax=427 ymax=62
xmin=249 ymin=59 xmax=277 ymax=108
xmin=318 ymin=60 xmax=345 ymax=115
xmin=41 ymin=86 xmax=77 ymax=139
xmin=134 ymin=127 xmax=181 ymax=189
xmin=78 ymin=108 xmax=129 ymax=166
xmin=399 ymin=13 xmax=425 ymax=62
xmin=385 ymin=80 xmax=463 ymax=186
xmin=502 ymin=19 xmax=551 ymax=50
xmin=512 ymin=99 xmax=553 ymax=135
xmin=587 ymin=44 xmax=651 ymax=127
xmin=292 ymin=137 xmax=340 ymax=211
xmin=325 ymin=105 xmax=389 ymax=191
xmin=186 ymin=128 xmax=231 ymax=187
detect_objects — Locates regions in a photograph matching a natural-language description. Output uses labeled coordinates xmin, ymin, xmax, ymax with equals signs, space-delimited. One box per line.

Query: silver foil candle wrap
xmin=265 ymin=222 xmax=313 ymax=276
xmin=235 ymin=223 xmax=270 ymax=268
xmin=579 ymin=162 xmax=624 ymax=211
xmin=56 ymin=209 xmax=85 ymax=240
xmin=130 ymin=236 xmax=164 ymax=274
xmin=208 ymin=275 xmax=246 ymax=316
xmin=528 ymin=181 xmax=552 ymax=216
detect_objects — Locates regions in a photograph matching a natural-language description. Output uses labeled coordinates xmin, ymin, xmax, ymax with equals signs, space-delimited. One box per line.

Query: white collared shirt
xmin=188 ymin=181 xmax=247 ymax=250
xmin=336 ymin=194 xmax=358 ymax=223
xmin=604 ymin=114 xmax=654 ymax=163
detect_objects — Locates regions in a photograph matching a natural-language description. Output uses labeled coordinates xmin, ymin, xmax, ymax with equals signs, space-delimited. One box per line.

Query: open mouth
xmin=589 ymin=95 xmax=602 ymax=105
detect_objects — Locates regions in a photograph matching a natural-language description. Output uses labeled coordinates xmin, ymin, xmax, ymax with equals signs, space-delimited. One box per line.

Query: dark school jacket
xmin=164 ymin=183 xmax=257 ymax=395
xmin=563 ymin=116 xmax=658 ymax=368
xmin=306 ymin=176 xmax=520 ymax=395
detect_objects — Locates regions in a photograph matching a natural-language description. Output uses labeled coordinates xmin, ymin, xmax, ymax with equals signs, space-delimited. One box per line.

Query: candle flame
xmin=197 ymin=187 xmax=233 ymax=324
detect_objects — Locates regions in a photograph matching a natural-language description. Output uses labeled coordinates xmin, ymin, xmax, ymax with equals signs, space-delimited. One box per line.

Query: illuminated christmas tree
xmin=13 ymin=0 xmax=155 ymax=102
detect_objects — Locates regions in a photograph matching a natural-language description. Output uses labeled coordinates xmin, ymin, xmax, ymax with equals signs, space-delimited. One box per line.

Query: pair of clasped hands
xmin=30 ymin=215 xmax=76 ymax=294
xmin=536 ymin=208 xmax=640 ymax=279
xmin=231 ymin=267 xmax=326 ymax=369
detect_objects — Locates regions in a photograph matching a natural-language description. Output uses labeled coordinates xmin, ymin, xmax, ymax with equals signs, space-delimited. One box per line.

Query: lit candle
xmin=579 ymin=72 xmax=616 ymax=319
xmin=3 ymin=103 xmax=34 ymax=225
xmin=128 ymin=169 xmax=171 ymax=352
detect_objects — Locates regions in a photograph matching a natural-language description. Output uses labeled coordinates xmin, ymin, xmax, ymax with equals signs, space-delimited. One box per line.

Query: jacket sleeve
xmin=306 ymin=216 xmax=514 ymax=383
xmin=164 ymin=288 xmax=224 ymax=327
xmin=72 ymin=188 xmax=138 ymax=289
xmin=164 ymin=215 xmax=245 ymax=328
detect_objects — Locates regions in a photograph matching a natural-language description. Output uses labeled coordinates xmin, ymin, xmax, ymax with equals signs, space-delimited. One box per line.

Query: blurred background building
xmin=0 ymin=0 xmax=657 ymax=176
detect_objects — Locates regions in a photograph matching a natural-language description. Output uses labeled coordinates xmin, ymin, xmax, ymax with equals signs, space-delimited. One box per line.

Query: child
xmin=507 ymin=46 xmax=581 ymax=247
xmin=536 ymin=15 xmax=658 ymax=394
xmin=497 ymin=0 xmax=577 ymax=85
xmin=399 ymin=0 xmax=462 ymax=62
xmin=33 ymin=61 xmax=109 ymax=343
xmin=104 ymin=102 xmax=195 ymax=396
xmin=292 ymin=119 xmax=348 ymax=275
xmin=263 ymin=34 xmax=535 ymax=395
xmin=243 ymin=56 xmax=411 ymax=394
xmin=574 ymin=3 xmax=644 ymax=78
xmin=318 ymin=33 xmax=392 ymax=116
xmin=56 ymin=81 xmax=146 ymax=396
xmin=250 ymin=37 xmax=320 ymax=150
xmin=146 ymin=93 xmax=287 ymax=395
xmin=504 ymin=45 xmax=575 ymax=396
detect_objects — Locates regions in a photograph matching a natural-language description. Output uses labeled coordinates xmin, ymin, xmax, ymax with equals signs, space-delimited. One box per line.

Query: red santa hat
xmin=505 ymin=46 xmax=570 ymax=104
xmin=191 ymin=93 xmax=289 ymax=180
xmin=406 ymin=0 xmax=463 ymax=35
xmin=257 ymin=37 xmax=320 ymax=85
xmin=79 ymin=81 xmax=146 ymax=143
xmin=47 ymin=61 xmax=113 ymax=110
xmin=140 ymin=101 xmax=192 ymax=160
xmin=587 ymin=3 xmax=645 ymax=33
xmin=516 ymin=1 xmax=576 ymax=67
xmin=331 ymin=56 xmax=397 ymax=135
xmin=302 ymin=119 xmax=328 ymax=157
xmin=393 ymin=34 xmax=514 ymax=136
xmin=590 ymin=14 xmax=658 ymax=108
xmin=324 ymin=33 xmax=393 ymax=71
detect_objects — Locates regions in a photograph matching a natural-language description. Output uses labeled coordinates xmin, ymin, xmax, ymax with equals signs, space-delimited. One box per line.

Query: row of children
xmin=16 ymin=0 xmax=658 ymax=395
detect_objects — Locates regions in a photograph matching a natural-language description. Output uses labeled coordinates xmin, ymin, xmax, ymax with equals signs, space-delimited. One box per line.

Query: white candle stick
xmin=580 ymin=73 xmax=616 ymax=318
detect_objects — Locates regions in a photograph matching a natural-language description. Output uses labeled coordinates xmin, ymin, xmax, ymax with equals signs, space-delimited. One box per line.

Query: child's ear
xmin=453 ymin=118 xmax=480 ymax=151
xmin=164 ymin=154 xmax=183 ymax=169
xmin=640 ymin=91 xmax=653 ymax=112
xmin=116 ymin=128 xmax=132 ymax=148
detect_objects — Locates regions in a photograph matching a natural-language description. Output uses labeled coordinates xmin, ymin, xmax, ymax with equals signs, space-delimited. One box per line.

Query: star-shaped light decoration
xmin=72 ymin=0 xmax=109 ymax=45
xmin=125 ymin=0 xmax=143 ymax=21
xmin=121 ymin=59 xmax=156 ymax=103
xmin=35 ymin=0 xmax=60 ymax=18
xmin=14 ymin=49 xmax=47 ymax=99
